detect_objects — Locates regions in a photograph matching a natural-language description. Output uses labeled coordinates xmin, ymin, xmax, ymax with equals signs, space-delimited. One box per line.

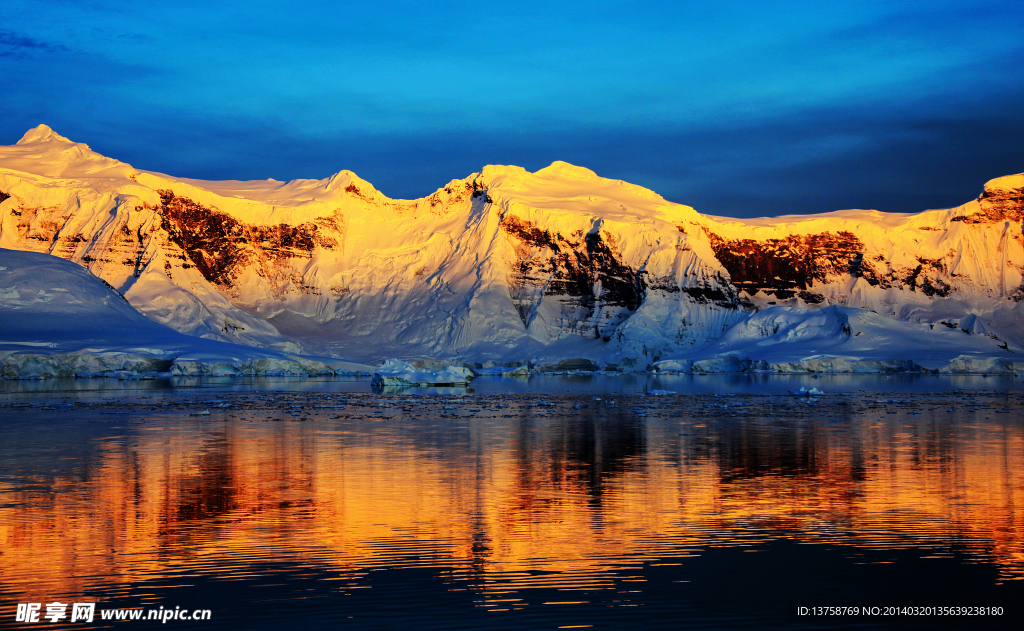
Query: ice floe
xmin=372 ymin=359 xmax=475 ymax=387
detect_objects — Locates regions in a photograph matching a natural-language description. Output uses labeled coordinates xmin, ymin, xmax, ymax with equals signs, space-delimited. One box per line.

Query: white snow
xmin=0 ymin=248 xmax=372 ymax=379
xmin=2 ymin=126 xmax=1023 ymax=374
xmin=653 ymin=305 xmax=1023 ymax=374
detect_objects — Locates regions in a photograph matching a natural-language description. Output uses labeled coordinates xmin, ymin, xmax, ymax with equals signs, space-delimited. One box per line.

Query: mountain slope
xmin=1 ymin=125 xmax=1021 ymax=368
xmin=654 ymin=305 xmax=1023 ymax=374
xmin=0 ymin=248 xmax=371 ymax=377
xmin=700 ymin=175 xmax=1024 ymax=337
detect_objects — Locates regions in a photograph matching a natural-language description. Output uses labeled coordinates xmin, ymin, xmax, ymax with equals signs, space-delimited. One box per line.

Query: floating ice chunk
xmin=792 ymin=387 xmax=824 ymax=396
xmin=371 ymin=358 xmax=474 ymax=387
xmin=646 ymin=390 xmax=676 ymax=396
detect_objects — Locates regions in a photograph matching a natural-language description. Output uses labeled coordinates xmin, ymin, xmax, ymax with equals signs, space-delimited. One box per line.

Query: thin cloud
xmin=0 ymin=30 xmax=68 ymax=58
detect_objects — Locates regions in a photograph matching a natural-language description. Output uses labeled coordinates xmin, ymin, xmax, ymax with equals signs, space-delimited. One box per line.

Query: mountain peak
xmin=17 ymin=124 xmax=73 ymax=145
xmin=5 ymin=124 xmax=135 ymax=181
xmin=535 ymin=161 xmax=598 ymax=181
xmin=983 ymin=173 xmax=1024 ymax=193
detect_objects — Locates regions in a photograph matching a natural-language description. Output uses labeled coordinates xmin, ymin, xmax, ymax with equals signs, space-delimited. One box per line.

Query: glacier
xmin=1 ymin=125 xmax=1023 ymax=376
xmin=653 ymin=305 xmax=1024 ymax=374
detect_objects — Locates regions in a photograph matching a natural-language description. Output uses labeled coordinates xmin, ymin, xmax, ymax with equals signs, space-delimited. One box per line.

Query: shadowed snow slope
xmin=653 ymin=305 xmax=1023 ymax=374
xmin=1 ymin=125 xmax=1023 ymax=369
xmin=0 ymin=248 xmax=371 ymax=378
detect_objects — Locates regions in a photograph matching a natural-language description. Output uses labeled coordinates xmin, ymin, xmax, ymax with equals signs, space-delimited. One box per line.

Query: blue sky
xmin=2 ymin=0 xmax=1022 ymax=217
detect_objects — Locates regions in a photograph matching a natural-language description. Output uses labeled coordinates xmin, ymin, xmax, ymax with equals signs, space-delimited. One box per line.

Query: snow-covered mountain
xmin=0 ymin=248 xmax=372 ymax=378
xmin=1 ymin=125 xmax=1022 ymax=370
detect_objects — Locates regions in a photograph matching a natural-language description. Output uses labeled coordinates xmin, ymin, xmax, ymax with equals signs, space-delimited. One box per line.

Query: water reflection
xmin=0 ymin=391 xmax=1021 ymax=628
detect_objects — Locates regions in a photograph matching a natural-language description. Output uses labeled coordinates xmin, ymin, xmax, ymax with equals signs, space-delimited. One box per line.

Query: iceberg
xmin=372 ymin=359 xmax=475 ymax=387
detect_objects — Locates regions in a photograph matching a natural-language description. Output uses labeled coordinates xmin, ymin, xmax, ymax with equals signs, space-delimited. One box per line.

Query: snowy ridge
xmin=1 ymin=125 xmax=1023 ymax=372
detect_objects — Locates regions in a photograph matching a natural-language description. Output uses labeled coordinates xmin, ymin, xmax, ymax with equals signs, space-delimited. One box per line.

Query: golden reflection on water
xmin=1 ymin=393 xmax=1022 ymax=606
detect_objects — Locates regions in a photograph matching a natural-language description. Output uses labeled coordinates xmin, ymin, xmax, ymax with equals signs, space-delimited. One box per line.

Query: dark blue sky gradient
xmin=2 ymin=0 xmax=1022 ymax=217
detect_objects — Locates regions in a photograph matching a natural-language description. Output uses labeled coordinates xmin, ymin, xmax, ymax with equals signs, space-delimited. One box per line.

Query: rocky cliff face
xmin=699 ymin=174 xmax=1024 ymax=340
xmin=1 ymin=126 xmax=1022 ymax=365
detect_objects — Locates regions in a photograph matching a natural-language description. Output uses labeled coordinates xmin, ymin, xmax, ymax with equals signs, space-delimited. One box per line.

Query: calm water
xmin=1 ymin=378 xmax=1022 ymax=629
